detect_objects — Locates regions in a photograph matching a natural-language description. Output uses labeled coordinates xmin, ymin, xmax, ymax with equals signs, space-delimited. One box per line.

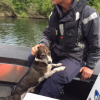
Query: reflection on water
xmin=0 ymin=18 xmax=48 ymax=47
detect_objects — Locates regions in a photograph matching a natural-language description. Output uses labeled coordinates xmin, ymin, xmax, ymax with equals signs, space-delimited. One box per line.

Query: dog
xmin=10 ymin=45 xmax=66 ymax=100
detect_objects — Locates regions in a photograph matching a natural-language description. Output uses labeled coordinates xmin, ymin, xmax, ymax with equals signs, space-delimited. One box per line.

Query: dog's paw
xmin=57 ymin=63 xmax=62 ymax=66
xmin=30 ymin=89 xmax=34 ymax=93
xmin=60 ymin=66 xmax=66 ymax=70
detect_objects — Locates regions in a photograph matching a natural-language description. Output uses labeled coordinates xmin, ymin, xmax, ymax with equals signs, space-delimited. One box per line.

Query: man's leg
xmin=39 ymin=57 xmax=83 ymax=98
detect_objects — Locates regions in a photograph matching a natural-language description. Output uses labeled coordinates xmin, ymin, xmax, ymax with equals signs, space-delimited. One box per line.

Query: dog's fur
xmin=10 ymin=46 xmax=66 ymax=100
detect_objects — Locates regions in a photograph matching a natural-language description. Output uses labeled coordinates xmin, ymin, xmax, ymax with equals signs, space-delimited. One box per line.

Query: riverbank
xmin=0 ymin=1 xmax=15 ymax=17
xmin=0 ymin=0 xmax=100 ymax=18
xmin=0 ymin=1 xmax=46 ymax=18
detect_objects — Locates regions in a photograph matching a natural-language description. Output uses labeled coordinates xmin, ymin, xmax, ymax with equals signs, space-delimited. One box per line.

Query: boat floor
xmin=0 ymin=83 xmax=81 ymax=100
xmin=0 ymin=83 xmax=13 ymax=100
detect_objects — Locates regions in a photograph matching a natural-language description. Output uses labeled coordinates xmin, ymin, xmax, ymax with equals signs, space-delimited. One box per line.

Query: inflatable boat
xmin=0 ymin=44 xmax=100 ymax=100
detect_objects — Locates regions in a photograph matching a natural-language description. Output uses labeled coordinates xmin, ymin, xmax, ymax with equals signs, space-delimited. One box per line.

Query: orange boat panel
xmin=0 ymin=63 xmax=28 ymax=83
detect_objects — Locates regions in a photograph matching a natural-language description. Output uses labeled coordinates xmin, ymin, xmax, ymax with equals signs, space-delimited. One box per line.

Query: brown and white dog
xmin=10 ymin=45 xmax=66 ymax=100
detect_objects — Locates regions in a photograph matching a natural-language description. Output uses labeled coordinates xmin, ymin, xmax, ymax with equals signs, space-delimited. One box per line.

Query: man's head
xmin=52 ymin=0 xmax=64 ymax=5
xmin=52 ymin=0 xmax=72 ymax=5
xmin=51 ymin=0 xmax=73 ymax=12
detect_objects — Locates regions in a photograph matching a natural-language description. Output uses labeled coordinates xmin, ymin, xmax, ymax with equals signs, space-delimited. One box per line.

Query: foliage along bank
xmin=0 ymin=0 xmax=100 ymax=18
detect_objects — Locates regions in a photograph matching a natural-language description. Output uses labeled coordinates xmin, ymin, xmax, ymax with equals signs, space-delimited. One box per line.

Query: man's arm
xmin=39 ymin=25 xmax=52 ymax=47
xmin=31 ymin=25 xmax=51 ymax=56
xmin=80 ymin=67 xmax=93 ymax=80
xmin=83 ymin=7 xmax=100 ymax=69
xmin=80 ymin=6 xmax=100 ymax=80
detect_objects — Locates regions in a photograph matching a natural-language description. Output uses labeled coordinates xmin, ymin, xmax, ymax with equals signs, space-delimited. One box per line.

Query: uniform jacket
xmin=39 ymin=0 xmax=100 ymax=69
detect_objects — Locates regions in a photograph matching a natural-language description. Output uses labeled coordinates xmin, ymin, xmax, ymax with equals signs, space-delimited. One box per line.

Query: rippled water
xmin=0 ymin=18 xmax=48 ymax=47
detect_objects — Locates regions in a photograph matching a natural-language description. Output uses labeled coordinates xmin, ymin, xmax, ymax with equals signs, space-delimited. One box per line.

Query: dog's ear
xmin=35 ymin=51 xmax=38 ymax=58
xmin=35 ymin=47 xmax=40 ymax=58
xmin=46 ymin=45 xmax=49 ymax=48
xmin=46 ymin=45 xmax=50 ymax=49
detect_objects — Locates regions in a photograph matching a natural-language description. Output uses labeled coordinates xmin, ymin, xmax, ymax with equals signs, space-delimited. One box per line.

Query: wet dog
xmin=10 ymin=45 xmax=66 ymax=100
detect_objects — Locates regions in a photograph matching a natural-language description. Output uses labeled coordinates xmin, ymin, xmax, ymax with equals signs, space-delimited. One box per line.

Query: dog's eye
xmin=41 ymin=55 xmax=45 ymax=58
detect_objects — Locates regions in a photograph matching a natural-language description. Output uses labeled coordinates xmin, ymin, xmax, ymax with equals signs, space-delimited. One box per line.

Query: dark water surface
xmin=0 ymin=18 xmax=48 ymax=47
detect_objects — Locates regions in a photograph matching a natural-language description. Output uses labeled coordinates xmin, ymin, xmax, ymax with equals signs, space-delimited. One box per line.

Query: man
xmin=28 ymin=0 xmax=100 ymax=99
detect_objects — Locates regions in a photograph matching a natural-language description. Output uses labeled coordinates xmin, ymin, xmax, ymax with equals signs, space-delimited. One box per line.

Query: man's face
xmin=52 ymin=0 xmax=64 ymax=5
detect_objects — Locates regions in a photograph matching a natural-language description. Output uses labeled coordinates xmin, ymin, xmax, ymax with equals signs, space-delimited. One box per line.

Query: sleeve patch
xmin=83 ymin=12 xmax=98 ymax=24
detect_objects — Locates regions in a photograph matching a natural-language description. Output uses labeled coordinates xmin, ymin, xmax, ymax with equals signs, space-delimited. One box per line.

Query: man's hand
xmin=80 ymin=67 xmax=93 ymax=80
xmin=31 ymin=44 xmax=44 ymax=56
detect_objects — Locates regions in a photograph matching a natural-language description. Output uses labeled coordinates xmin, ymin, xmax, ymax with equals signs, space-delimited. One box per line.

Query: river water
xmin=0 ymin=18 xmax=48 ymax=47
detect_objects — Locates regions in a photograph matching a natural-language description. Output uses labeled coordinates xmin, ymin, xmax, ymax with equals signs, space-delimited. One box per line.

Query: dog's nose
xmin=48 ymin=61 xmax=51 ymax=64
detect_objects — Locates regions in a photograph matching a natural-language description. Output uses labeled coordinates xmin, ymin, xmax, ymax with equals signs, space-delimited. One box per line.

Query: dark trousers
xmin=28 ymin=53 xmax=83 ymax=99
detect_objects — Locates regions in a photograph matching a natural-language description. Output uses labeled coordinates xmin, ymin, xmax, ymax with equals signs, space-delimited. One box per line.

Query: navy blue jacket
xmin=39 ymin=0 xmax=100 ymax=69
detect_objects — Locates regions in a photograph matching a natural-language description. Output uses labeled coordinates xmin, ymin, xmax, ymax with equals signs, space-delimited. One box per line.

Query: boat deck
xmin=0 ymin=82 xmax=14 ymax=100
xmin=0 ymin=79 xmax=94 ymax=100
xmin=0 ymin=82 xmax=81 ymax=100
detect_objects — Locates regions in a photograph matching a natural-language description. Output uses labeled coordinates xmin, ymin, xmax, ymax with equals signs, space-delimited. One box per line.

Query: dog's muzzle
xmin=48 ymin=61 xmax=52 ymax=64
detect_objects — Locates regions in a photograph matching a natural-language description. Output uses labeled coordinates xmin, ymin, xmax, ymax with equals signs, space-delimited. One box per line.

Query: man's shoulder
xmin=83 ymin=5 xmax=98 ymax=17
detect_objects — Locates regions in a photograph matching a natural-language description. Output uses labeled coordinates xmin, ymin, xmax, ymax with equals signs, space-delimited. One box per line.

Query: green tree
xmin=1 ymin=0 xmax=100 ymax=18
xmin=33 ymin=0 xmax=53 ymax=17
xmin=87 ymin=0 xmax=100 ymax=15
xmin=12 ymin=0 xmax=32 ymax=12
